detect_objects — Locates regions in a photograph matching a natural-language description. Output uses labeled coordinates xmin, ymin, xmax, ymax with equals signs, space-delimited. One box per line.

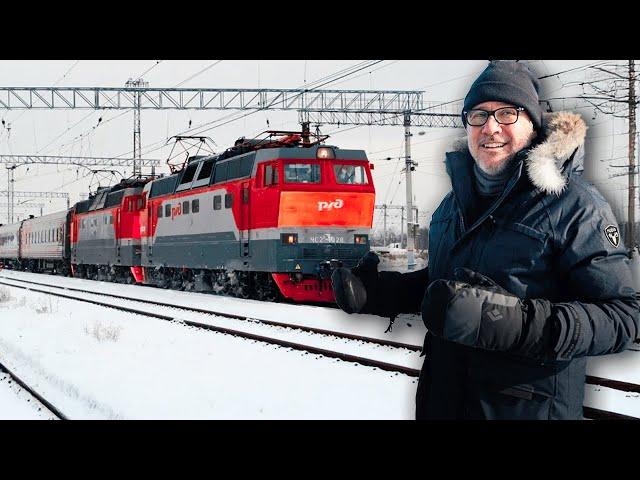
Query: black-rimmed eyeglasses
xmin=463 ymin=106 xmax=525 ymax=126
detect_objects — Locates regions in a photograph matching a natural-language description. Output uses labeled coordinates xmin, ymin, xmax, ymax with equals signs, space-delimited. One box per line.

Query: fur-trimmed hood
xmin=451 ymin=111 xmax=588 ymax=196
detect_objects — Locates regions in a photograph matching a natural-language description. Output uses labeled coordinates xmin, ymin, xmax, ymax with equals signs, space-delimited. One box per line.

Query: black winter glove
xmin=421 ymin=268 xmax=530 ymax=352
xmin=331 ymin=251 xmax=380 ymax=314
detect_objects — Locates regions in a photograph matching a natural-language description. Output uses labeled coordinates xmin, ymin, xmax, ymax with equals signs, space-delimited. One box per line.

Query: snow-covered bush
xmin=84 ymin=321 xmax=121 ymax=342
xmin=32 ymin=297 xmax=57 ymax=314
xmin=0 ymin=287 xmax=13 ymax=303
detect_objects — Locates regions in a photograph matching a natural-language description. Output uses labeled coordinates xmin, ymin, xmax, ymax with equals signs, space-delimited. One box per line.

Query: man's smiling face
xmin=467 ymin=101 xmax=537 ymax=175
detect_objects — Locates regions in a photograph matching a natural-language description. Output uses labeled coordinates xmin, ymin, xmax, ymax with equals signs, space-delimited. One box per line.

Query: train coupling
xmin=317 ymin=258 xmax=343 ymax=279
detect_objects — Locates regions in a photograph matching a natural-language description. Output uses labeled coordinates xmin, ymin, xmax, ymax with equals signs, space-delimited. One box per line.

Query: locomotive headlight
xmin=316 ymin=147 xmax=335 ymax=159
xmin=354 ymin=234 xmax=368 ymax=245
xmin=281 ymin=233 xmax=298 ymax=245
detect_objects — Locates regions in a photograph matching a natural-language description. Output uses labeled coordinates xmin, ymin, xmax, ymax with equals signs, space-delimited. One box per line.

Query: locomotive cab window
xmin=333 ymin=164 xmax=368 ymax=185
xmin=213 ymin=163 xmax=228 ymax=184
xmin=165 ymin=204 xmax=171 ymax=217
xmin=192 ymin=199 xmax=200 ymax=213
xmin=183 ymin=200 xmax=190 ymax=214
xmin=284 ymin=163 xmax=321 ymax=183
xmin=179 ymin=163 xmax=198 ymax=186
xmin=225 ymin=193 xmax=233 ymax=209
xmin=264 ymin=164 xmax=279 ymax=186
xmin=157 ymin=205 xmax=163 ymax=218
xmin=196 ymin=160 xmax=214 ymax=182
xmin=214 ymin=195 xmax=222 ymax=210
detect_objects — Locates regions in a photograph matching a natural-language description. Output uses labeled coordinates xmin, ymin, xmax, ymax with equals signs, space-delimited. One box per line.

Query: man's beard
xmin=476 ymin=153 xmax=518 ymax=176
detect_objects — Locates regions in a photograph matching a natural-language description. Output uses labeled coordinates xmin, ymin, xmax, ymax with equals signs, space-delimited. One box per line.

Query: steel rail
xmin=0 ymin=359 xmax=67 ymax=420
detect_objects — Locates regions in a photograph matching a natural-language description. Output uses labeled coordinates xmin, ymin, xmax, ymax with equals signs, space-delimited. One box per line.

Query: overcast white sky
xmin=0 ymin=60 xmax=632 ymax=232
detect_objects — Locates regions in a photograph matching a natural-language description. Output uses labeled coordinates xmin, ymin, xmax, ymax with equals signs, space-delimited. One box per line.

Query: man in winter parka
xmin=331 ymin=60 xmax=640 ymax=420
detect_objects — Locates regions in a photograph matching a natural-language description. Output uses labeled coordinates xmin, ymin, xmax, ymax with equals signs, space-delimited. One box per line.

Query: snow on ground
xmin=583 ymin=383 xmax=640 ymax=418
xmin=0 ymin=373 xmax=57 ymax=420
xmin=585 ymin=349 xmax=640 ymax=384
xmin=0 ymin=283 xmax=416 ymax=419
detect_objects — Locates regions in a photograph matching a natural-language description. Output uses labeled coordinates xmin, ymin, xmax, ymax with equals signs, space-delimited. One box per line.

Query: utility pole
xmin=629 ymin=60 xmax=637 ymax=253
xmin=404 ymin=112 xmax=416 ymax=269
xmin=383 ymin=204 xmax=387 ymax=247
xmin=5 ymin=165 xmax=16 ymax=223
xmin=125 ymin=78 xmax=149 ymax=178
xmin=400 ymin=206 xmax=404 ymax=248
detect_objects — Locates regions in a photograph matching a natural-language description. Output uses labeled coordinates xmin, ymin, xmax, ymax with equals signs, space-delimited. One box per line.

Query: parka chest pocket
xmin=483 ymin=221 xmax=549 ymax=277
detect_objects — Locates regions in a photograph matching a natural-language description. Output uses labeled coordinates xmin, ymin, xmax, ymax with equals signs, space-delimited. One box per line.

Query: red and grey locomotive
xmin=0 ymin=131 xmax=376 ymax=304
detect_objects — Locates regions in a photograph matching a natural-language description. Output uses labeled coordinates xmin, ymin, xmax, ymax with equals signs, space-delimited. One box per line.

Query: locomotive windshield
xmin=333 ymin=164 xmax=368 ymax=185
xmin=284 ymin=163 xmax=321 ymax=184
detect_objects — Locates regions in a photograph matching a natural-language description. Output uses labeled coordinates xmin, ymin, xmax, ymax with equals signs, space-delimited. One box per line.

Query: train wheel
xmin=254 ymin=273 xmax=278 ymax=302
xmin=229 ymin=271 xmax=251 ymax=299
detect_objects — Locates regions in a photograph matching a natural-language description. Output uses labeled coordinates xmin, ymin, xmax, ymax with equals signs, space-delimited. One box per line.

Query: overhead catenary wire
xmin=135 ymin=60 xmax=163 ymax=80
xmin=174 ymin=60 xmax=223 ymax=87
xmin=112 ymin=60 xmax=385 ymax=161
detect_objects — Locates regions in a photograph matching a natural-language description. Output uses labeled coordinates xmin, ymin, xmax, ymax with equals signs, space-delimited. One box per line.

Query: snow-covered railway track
xmin=0 ymin=275 xmax=421 ymax=353
xmin=0 ymin=278 xmax=421 ymax=377
xmin=0 ymin=358 xmax=66 ymax=420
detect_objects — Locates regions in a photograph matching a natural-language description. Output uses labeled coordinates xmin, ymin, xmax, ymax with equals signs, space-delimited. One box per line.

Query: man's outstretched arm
xmin=332 ymin=251 xmax=429 ymax=319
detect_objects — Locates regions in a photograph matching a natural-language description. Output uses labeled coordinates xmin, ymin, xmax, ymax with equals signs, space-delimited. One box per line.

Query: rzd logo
xmin=171 ymin=203 xmax=182 ymax=220
xmin=317 ymin=199 xmax=344 ymax=211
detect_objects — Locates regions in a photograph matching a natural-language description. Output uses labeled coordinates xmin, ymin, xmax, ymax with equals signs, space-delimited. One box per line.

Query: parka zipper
xmin=451 ymin=163 xmax=523 ymax=252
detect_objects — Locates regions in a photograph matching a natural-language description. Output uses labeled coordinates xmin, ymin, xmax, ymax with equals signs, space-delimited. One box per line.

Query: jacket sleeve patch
xmin=604 ymin=224 xmax=620 ymax=247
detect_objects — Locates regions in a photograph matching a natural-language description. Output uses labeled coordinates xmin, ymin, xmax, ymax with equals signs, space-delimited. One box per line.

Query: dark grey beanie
xmin=462 ymin=61 xmax=543 ymax=131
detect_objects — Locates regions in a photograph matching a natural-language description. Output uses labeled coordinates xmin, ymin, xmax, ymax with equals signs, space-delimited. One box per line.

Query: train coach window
xmin=192 ymin=199 xmax=199 ymax=213
xmin=334 ymin=164 xmax=368 ymax=185
xmin=284 ymin=163 xmax=321 ymax=183
xmin=165 ymin=204 xmax=171 ymax=217
xmin=213 ymin=195 xmax=221 ymax=210
xmin=225 ymin=193 xmax=233 ymax=209
xmin=157 ymin=205 xmax=163 ymax=218
xmin=183 ymin=200 xmax=190 ymax=214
